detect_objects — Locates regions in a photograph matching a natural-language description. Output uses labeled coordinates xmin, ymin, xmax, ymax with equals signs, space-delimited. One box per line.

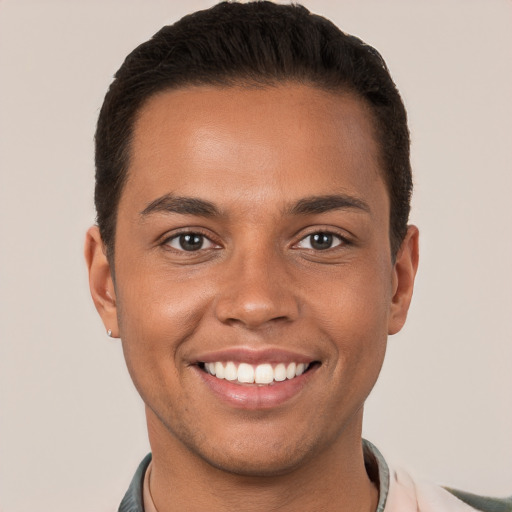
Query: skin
xmin=85 ymin=83 xmax=419 ymax=511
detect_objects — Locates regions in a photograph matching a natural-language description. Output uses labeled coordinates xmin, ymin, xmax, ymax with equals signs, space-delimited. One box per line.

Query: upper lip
xmin=192 ymin=347 xmax=319 ymax=365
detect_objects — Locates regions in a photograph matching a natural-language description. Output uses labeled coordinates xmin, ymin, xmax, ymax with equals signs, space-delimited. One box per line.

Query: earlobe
xmin=388 ymin=225 xmax=419 ymax=335
xmin=84 ymin=226 xmax=119 ymax=338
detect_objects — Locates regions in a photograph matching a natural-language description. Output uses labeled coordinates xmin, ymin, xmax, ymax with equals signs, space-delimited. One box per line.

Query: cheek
xmin=117 ymin=256 xmax=211 ymax=335
xmin=312 ymin=255 xmax=392 ymax=337
xmin=308 ymin=255 xmax=391 ymax=387
xmin=114 ymin=266 xmax=213 ymax=389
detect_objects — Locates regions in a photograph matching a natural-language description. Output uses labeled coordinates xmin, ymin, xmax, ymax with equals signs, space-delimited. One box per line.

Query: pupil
xmin=180 ymin=233 xmax=203 ymax=251
xmin=311 ymin=233 xmax=332 ymax=250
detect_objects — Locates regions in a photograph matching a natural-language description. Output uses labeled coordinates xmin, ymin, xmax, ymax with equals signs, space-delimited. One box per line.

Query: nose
xmin=214 ymin=244 xmax=300 ymax=330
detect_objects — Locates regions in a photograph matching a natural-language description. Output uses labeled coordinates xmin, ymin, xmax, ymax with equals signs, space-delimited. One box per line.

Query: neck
xmin=146 ymin=409 xmax=379 ymax=512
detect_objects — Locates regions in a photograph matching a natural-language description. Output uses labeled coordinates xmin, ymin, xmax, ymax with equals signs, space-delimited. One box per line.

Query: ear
xmin=84 ymin=226 xmax=119 ymax=338
xmin=388 ymin=225 xmax=419 ymax=335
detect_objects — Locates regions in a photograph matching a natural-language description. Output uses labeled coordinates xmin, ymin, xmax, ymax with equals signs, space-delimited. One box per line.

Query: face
xmin=87 ymin=83 xmax=418 ymax=476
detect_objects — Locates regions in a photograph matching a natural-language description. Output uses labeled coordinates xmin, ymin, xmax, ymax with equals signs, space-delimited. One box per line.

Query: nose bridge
xmin=214 ymin=233 xmax=298 ymax=328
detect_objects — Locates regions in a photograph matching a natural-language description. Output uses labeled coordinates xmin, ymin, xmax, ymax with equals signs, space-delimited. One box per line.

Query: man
xmin=85 ymin=2 xmax=510 ymax=511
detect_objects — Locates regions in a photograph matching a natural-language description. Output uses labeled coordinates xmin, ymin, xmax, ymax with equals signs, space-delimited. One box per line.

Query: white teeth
xmin=204 ymin=361 xmax=311 ymax=385
xmin=274 ymin=363 xmax=287 ymax=382
xmin=286 ymin=362 xmax=296 ymax=379
xmin=295 ymin=363 xmax=305 ymax=376
xmin=237 ymin=363 xmax=255 ymax=383
xmin=215 ymin=361 xmax=225 ymax=379
xmin=254 ymin=363 xmax=274 ymax=384
xmin=224 ymin=361 xmax=237 ymax=381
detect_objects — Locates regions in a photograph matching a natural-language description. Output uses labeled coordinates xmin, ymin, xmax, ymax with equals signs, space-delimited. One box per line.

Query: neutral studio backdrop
xmin=0 ymin=1 xmax=511 ymax=511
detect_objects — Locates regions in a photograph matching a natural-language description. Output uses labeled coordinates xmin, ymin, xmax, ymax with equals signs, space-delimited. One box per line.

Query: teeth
xmin=254 ymin=363 xmax=274 ymax=384
xmin=215 ymin=361 xmax=225 ymax=379
xmin=286 ymin=362 xmax=296 ymax=380
xmin=224 ymin=361 xmax=237 ymax=381
xmin=203 ymin=361 xmax=311 ymax=385
xmin=274 ymin=363 xmax=287 ymax=382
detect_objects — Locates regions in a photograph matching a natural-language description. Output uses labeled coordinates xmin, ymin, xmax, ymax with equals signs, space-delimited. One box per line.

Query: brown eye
xmin=310 ymin=233 xmax=333 ymax=250
xmin=297 ymin=232 xmax=343 ymax=251
xmin=166 ymin=232 xmax=216 ymax=252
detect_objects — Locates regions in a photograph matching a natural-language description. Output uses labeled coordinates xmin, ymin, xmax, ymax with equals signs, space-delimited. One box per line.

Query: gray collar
xmin=363 ymin=439 xmax=390 ymax=512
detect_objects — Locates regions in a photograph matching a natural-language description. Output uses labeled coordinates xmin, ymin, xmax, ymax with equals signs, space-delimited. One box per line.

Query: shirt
xmin=119 ymin=440 xmax=512 ymax=511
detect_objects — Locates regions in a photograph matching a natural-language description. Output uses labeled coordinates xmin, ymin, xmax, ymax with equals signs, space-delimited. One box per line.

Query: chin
xmin=169 ymin=417 xmax=320 ymax=478
xmin=198 ymin=445 xmax=313 ymax=478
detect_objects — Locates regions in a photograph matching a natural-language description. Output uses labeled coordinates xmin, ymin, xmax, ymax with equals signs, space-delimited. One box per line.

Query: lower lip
xmin=195 ymin=366 xmax=317 ymax=410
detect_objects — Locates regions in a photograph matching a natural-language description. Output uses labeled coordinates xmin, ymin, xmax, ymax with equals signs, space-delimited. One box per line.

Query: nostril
xmin=220 ymin=307 xmax=292 ymax=329
xmin=214 ymin=280 xmax=300 ymax=328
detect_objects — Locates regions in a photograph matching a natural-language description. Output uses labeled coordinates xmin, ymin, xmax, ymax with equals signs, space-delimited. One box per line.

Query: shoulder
xmin=388 ymin=466 xmax=512 ymax=512
xmin=444 ymin=487 xmax=512 ymax=512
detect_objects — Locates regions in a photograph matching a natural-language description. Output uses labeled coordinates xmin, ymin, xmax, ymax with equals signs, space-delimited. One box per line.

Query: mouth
xmin=197 ymin=360 xmax=318 ymax=386
xmin=193 ymin=351 xmax=321 ymax=409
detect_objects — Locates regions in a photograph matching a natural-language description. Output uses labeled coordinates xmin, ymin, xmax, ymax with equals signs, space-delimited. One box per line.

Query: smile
xmin=193 ymin=348 xmax=320 ymax=409
xmin=200 ymin=361 xmax=311 ymax=385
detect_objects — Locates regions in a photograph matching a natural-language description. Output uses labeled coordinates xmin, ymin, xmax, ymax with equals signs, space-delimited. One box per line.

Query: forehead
xmin=122 ymin=83 xmax=386 ymax=217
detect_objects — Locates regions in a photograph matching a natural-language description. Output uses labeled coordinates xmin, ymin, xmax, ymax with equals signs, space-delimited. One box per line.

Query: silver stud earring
xmin=107 ymin=329 xmax=112 ymax=337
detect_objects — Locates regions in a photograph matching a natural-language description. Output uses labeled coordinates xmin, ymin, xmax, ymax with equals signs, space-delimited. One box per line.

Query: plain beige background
xmin=0 ymin=1 xmax=510 ymax=511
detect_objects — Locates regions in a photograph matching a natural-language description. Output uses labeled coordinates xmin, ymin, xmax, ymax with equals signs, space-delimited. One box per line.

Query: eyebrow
xmin=140 ymin=194 xmax=220 ymax=217
xmin=286 ymin=194 xmax=371 ymax=216
xmin=139 ymin=193 xmax=370 ymax=219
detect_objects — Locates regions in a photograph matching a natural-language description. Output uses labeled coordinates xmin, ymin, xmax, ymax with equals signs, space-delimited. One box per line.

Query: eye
xmin=165 ymin=232 xmax=217 ymax=252
xmin=296 ymin=232 xmax=344 ymax=251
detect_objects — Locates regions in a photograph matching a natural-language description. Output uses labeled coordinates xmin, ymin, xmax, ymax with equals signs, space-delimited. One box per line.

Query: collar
xmin=118 ymin=439 xmax=390 ymax=512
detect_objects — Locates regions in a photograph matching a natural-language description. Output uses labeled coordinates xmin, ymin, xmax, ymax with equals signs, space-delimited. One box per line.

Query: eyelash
xmin=295 ymin=231 xmax=349 ymax=251
xmin=161 ymin=229 xmax=350 ymax=253
xmin=162 ymin=230 xmax=220 ymax=253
